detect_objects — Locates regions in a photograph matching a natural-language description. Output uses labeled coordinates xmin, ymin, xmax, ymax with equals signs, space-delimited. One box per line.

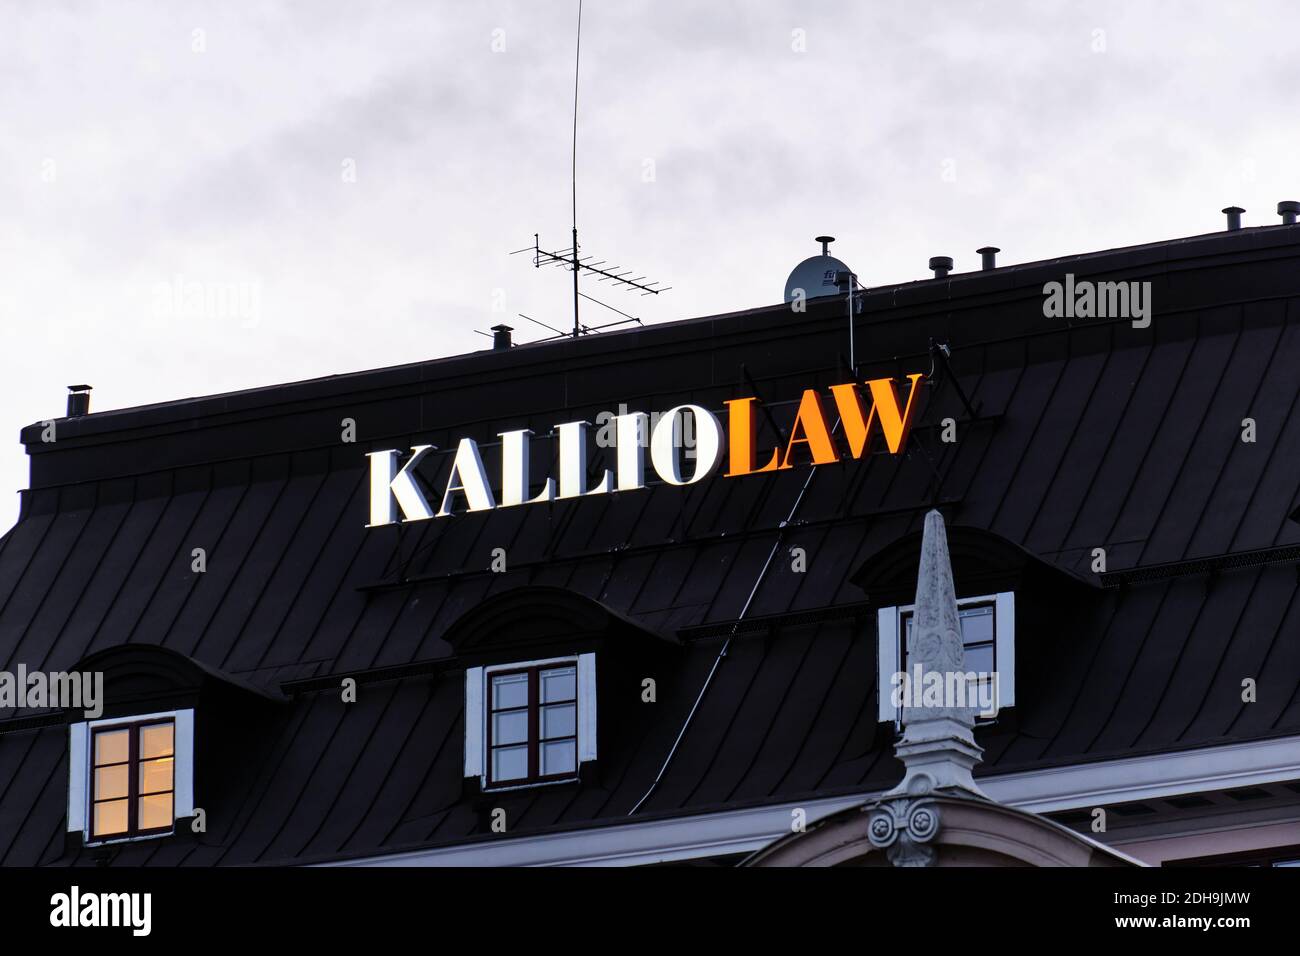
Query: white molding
xmin=84 ymin=708 xmax=182 ymax=728
xmin=980 ymin=735 xmax=1300 ymax=813
xmin=322 ymin=734 xmax=1300 ymax=867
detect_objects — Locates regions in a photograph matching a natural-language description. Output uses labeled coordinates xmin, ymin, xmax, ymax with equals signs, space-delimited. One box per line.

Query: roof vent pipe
xmin=491 ymin=324 xmax=513 ymax=350
xmin=1278 ymin=201 xmax=1299 ymax=225
xmin=1222 ymin=206 xmax=1245 ymax=231
xmin=928 ymin=256 xmax=953 ymax=279
xmin=66 ymin=384 xmax=91 ymax=417
xmin=976 ymin=246 xmax=999 ymax=270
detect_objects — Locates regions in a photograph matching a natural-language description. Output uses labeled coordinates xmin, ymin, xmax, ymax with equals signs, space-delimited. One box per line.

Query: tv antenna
xmin=507 ymin=0 xmax=670 ymax=340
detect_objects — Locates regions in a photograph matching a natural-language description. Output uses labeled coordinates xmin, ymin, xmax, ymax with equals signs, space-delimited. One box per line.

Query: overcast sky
xmin=3 ymin=0 xmax=1298 ymax=528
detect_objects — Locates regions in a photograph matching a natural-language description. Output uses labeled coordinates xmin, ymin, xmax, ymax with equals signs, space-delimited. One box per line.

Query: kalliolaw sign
xmin=365 ymin=373 xmax=923 ymax=527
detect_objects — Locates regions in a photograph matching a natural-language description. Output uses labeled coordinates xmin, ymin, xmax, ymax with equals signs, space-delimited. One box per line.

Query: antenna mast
xmin=507 ymin=0 xmax=670 ymax=343
xmin=570 ymin=0 xmax=582 ymax=338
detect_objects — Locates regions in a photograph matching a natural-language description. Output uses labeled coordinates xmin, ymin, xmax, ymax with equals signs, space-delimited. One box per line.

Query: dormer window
xmin=877 ymin=592 xmax=1015 ymax=724
xmin=68 ymin=709 xmax=195 ymax=845
xmin=446 ymin=587 xmax=677 ymax=794
xmin=465 ymin=655 xmax=597 ymax=790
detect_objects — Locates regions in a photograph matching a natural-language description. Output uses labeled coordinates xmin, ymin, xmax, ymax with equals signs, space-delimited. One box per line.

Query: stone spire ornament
xmin=887 ymin=508 xmax=987 ymax=798
xmin=867 ymin=510 xmax=987 ymax=867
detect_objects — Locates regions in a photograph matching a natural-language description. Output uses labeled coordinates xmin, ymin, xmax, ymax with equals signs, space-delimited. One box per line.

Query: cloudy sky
xmin=2 ymin=0 xmax=1298 ymax=527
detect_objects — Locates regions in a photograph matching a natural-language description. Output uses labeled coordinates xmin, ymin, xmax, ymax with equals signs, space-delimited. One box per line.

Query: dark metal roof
xmin=2 ymin=225 xmax=1300 ymax=865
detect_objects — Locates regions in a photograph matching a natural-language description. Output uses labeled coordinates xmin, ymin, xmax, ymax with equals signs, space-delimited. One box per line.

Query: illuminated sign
xmin=365 ymin=373 xmax=922 ymax=526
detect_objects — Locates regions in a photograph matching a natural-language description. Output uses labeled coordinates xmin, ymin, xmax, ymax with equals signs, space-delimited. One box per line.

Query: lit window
xmin=877 ymin=592 xmax=1015 ymax=724
xmin=90 ymin=720 xmax=175 ymax=840
xmin=68 ymin=709 xmax=194 ymax=843
xmin=465 ymin=655 xmax=596 ymax=788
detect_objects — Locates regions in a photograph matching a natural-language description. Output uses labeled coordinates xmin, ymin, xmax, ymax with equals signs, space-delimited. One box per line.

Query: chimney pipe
xmin=928 ymin=256 xmax=953 ymax=279
xmin=976 ymin=246 xmax=999 ymax=270
xmin=490 ymin=324 xmax=513 ymax=350
xmin=1222 ymin=206 xmax=1245 ymax=231
xmin=1278 ymin=201 xmax=1299 ymax=225
xmin=66 ymin=384 xmax=91 ymax=417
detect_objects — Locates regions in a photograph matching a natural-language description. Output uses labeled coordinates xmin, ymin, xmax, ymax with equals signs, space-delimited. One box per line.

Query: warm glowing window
xmin=90 ymin=720 xmax=175 ymax=840
xmin=487 ymin=664 xmax=578 ymax=786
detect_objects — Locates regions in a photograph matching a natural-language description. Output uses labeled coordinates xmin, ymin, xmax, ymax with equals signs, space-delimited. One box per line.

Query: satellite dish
xmin=784 ymin=236 xmax=852 ymax=304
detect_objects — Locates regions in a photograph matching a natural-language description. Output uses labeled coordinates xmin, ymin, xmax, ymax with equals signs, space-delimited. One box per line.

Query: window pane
xmin=541 ymin=704 xmax=576 ymax=739
xmin=140 ymin=723 xmax=174 ymax=759
xmin=491 ymin=745 xmax=528 ymax=782
xmin=965 ymin=643 xmax=995 ymax=673
xmin=959 ymin=605 xmax=994 ymax=645
xmin=139 ymin=757 xmax=174 ymax=796
xmin=968 ymin=674 xmax=995 ymax=701
xmin=492 ymin=673 xmax=528 ymax=710
xmin=94 ymin=729 xmax=129 ymax=766
xmin=540 ymin=739 xmax=576 ymax=776
xmin=93 ymin=799 xmax=129 ymax=837
xmin=94 ymin=764 xmax=129 ymax=802
xmin=540 ymin=667 xmax=576 ymax=703
xmin=492 ymin=709 xmax=528 ymax=746
xmin=138 ymin=793 xmax=173 ymax=830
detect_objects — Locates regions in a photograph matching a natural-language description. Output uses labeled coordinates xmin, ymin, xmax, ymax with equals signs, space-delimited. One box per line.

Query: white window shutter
xmin=995 ymin=591 xmax=1016 ymax=709
xmin=464 ymin=666 xmax=484 ymax=778
xmin=174 ymin=709 xmax=195 ymax=819
xmin=577 ymin=653 xmax=597 ymax=764
xmin=67 ymin=722 xmax=88 ymax=833
xmin=876 ymin=607 xmax=898 ymax=723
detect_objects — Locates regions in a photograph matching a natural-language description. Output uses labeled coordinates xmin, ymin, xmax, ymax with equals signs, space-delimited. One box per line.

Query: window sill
xmin=84 ymin=829 xmax=175 ymax=847
xmin=481 ymin=776 xmax=581 ymax=794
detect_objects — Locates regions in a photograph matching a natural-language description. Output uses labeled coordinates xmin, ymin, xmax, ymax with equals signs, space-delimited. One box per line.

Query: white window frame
xmin=464 ymin=654 xmax=597 ymax=790
xmin=68 ymin=708 xmax=195 ymax=843
xmin=876 ymin=591 xmax=1015 ymax=723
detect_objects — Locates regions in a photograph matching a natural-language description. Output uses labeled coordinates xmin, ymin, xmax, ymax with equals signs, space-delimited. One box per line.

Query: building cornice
xmin=318 ymin=734 xmax=1300 ymax=867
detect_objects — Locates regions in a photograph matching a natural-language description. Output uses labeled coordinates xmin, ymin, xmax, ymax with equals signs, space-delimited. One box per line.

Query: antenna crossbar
xmin=530 ymin=236 xmax=666 ymax=296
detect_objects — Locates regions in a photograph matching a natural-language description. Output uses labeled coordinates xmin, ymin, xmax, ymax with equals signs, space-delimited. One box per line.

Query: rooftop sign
xmin=365 ymin=373 xmax=923 ymax=527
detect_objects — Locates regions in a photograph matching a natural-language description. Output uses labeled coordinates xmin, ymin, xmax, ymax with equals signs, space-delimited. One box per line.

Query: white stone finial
xmin=906 ymin=509 xmax=970 ymax=723
xmin=886 ymin=509 xmax=987 ymax=799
